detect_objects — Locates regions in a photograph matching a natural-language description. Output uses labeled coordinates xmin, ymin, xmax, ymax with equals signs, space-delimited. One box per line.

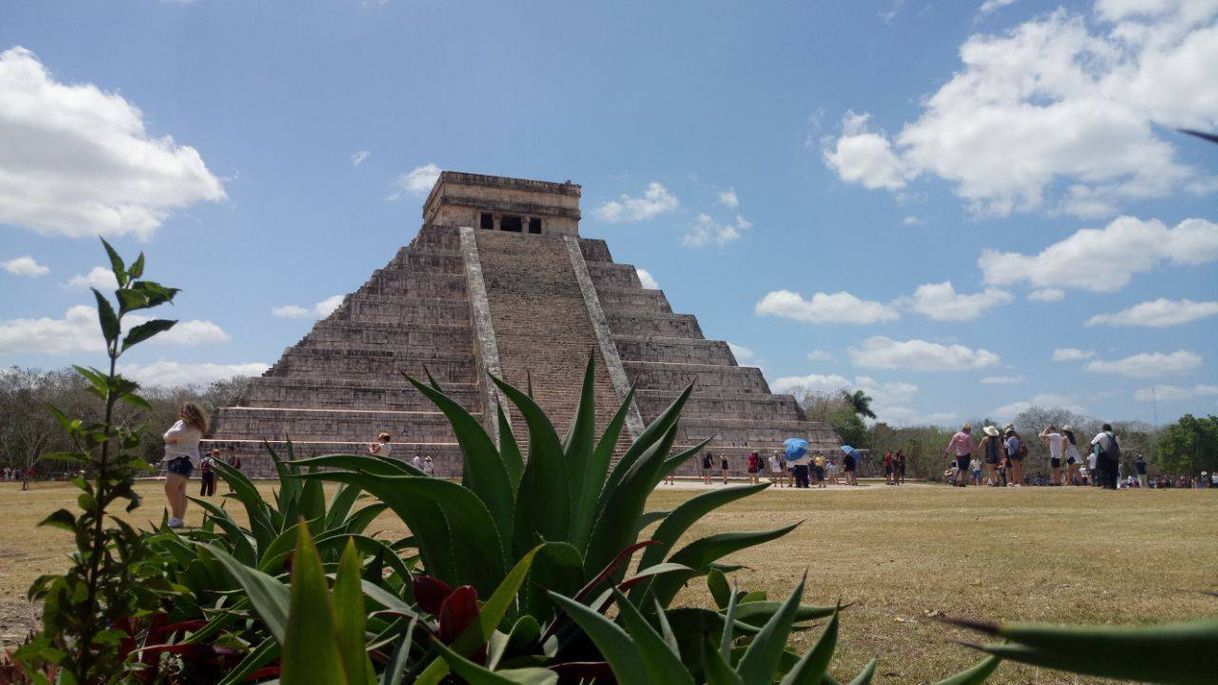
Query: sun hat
xmin=983 ymin=425 xmax=999 ymax=437
xmin=1062 ymin=425 xmax=1073 ymax=432
xmin=962 ymin=422 xmax=972 ymax=431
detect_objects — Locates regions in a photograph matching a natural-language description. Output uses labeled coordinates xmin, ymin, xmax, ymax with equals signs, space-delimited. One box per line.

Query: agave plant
xmin=269 ymin=354 xmax=835 ymax=677
xmin=131 ymin=443 xmax=411 ymax=682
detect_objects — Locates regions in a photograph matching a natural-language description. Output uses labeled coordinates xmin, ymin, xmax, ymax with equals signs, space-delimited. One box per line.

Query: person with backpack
xmin=1004 ymin=425 xmax=1026 ymax=487
xmin=1091 ymin=424 xmax=1120 ymax=490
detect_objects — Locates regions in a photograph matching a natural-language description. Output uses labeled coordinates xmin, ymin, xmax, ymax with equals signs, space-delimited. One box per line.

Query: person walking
xmin=895 ymin=450 xmax=906 ymax=485
xmin=1091 ymin=423 xmax=1120 ymax=490
xmin=701 ymin=451 xmax=714 ymax=485
xmin=199 ymin=449 xmax=219 ymax=497
xmin=1135 ymin=454 xmax=1147 ymax=488
xmin=884 ymin=450 xmax=894 ymax=485
xmin=767 ymin=451 xmax=784 ymax=488
xmin=970 ymin=456 xmax=982 ymax=485
xmin=720 ymin=454 xmax=730 ymax=485
xmin=944 ymin=423 xmax=975 ymax=488
xmin=1063 ymin=426 xmax=1081 ymax=485
xmin=162 ymin=403 xmax=207 ymax=529
xmin=747 ymin=451 xmax=761 ymax=484
xmin=1039 ymin=425 xmax=1066 ymax=486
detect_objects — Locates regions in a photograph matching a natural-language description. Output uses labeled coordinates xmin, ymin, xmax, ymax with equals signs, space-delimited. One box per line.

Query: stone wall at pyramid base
xmin=198 ymin=440 xmax=466 ymax=479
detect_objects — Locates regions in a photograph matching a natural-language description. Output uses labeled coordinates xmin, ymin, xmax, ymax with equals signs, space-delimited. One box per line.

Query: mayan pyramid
xmin=204 ymin=172 xmax=840 ymax=477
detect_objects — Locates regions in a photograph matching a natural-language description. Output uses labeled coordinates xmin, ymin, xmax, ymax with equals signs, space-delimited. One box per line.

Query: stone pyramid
xmin=204 ymin=172 xmax=840 ymax=477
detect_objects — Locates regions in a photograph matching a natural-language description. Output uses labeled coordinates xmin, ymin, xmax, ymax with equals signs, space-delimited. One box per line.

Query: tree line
xmin=3 ymin=366 xmax=1215 ymax=483
xmin=0 ymin=366 xmax=248 ymax=483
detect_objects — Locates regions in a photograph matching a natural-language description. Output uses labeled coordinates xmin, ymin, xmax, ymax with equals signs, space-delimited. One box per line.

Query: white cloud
xmin=771 ymin=373 xmax=852 ymax=397
xmin=63 ymin=266 xmax=118 ymax=291
xmin=821 ymin=112 xmax=910 ymax=191
xmin=848 ymin=336 xmax=1000 ymax=370
xmin=806 ymin=350 xmax=833 ymax=362
xmin=978 ymin=0 xmax=1021 ymax=16
xmin=902 ymin=216 xmax=922 ymax=226
xmin=2 ymin=256 xmax=48 ymax=277
xmin=272 ymin=294 xmax=345 ymax=320
xmin=903 ymin=281 xmax=1012 ymax=321
xmin=772 ymin=371 xmax=950 ymax=426
xmin=351 ymin=150 xmax=370 ymax=166
xmin=0 ymin=305 xmax=229 ymax=355
xmin=755 ymin=290 xmax=900 ymax=325
xmin=728 ymin=342 xmax=755 ymax=364
xmin=981 ymin=375 xmax=1023 ymax=384
xmin=1028 ymin=288 xmax=1066 ymax=302
xmin=994 ymin=393 xmax=1086 ymax=419
xmin=388 ymin=163 xmax=441 ymax=200
xmin=1052 ymin=347 xmax=1095 ymax=362
xmin=635 ymin=267 xmax=659 ymax=289
xmin=1087 ymin=298 xmax=1218 ymax=327
xmin=594 ymin=182 xmax=679 ymax=223
xmin=1134 ymin=384 xmax=1218 ymax=402
xmin=717 ymin=188 xmax=739 ymax=209
xmin=682 ymin=213 xmax=752 ymax=247
xmin=0 ymin=47 xmax=225 ymax=239
xmin=824 ymin=5 xmax=1218 ymax=217
xmin=119 ymin=361 xmax=269 ymax=388
xmin=1085 ymin=350 xmax=1202 ymax=378
xmin=981 ymin=216 xmax=1218 ymax=293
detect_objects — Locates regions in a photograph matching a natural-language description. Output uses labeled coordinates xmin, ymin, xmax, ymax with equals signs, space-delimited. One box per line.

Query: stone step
xmin=604 ymin=313 xmax=703 ymax=338
xmin=615 ymin=337 xmax=734 ymax=366
xmin=586 ymin=262 xmax=642 ymax=289
xmin=578 ymin=238 xmax=614 ymax=263
xmin=268 ymin=353 xmax=477 ymax=382
xmin=595 ymin=287 xmax=672 ymax=315
xmin=197 ymin=439 xmax=464 ymax=479
xmin=622 ymin=361 xmax=771 ymax=393
xmin=240 ymin=377 xmax=479 ymax=411
xmin=636 ymin=392 xmax=805 ymax=421
xmin=212 ymin=407 xmax=463 ymax=443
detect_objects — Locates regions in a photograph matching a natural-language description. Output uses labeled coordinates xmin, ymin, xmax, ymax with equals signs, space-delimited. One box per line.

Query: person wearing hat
xmin=979 ymin=425 xmax=1002 ymax=486
xmin=943 ymin=422 xmax=975 ymax=487
xmin=422 ymin=455 xmax=435 ymax=477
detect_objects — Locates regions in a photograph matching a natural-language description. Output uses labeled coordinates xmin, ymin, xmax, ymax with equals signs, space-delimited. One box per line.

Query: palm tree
xmin=842 ymin=389 xmax=876 ymax=420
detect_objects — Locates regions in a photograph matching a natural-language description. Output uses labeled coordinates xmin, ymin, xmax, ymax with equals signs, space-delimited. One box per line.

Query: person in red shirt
xmin=746 ymin=451 xmax=760 ymax=484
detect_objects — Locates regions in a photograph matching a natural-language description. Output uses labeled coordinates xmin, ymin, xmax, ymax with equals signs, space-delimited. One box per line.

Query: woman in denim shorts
xmin=162 ymin=403 xmax=208 ymax=529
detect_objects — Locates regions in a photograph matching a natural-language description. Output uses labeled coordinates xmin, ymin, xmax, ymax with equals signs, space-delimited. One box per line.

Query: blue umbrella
xmin=783 ymin=438 xmax=808 ymax=462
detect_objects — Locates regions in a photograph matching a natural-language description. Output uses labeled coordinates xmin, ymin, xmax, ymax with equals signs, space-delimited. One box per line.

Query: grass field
xmin=1 ymin=479 xmax=1215 ymax=684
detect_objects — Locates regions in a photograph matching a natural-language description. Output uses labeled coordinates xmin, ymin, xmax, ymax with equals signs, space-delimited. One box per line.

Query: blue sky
xmin=1 ymin=0 xmax=1215 ymax=427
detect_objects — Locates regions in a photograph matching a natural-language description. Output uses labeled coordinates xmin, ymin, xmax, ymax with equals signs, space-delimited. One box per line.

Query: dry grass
xmin=1 ymin=479 xmax=1215 ymax=684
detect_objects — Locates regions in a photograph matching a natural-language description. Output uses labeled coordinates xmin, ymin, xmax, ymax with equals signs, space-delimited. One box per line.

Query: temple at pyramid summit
xmin=203 ymin=172 xmax=840 ymax=477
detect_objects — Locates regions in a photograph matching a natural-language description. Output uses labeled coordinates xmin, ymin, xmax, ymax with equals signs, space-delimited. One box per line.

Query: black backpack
xmin=1103 ymin=433 xmax=1121 ymax=462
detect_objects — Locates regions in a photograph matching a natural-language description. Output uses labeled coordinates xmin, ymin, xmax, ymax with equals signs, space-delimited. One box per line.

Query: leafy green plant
xmin=15 ymin=240 xmax=181 ymax=683
xmin=946 ymin=614 xmax=1218 ymax=684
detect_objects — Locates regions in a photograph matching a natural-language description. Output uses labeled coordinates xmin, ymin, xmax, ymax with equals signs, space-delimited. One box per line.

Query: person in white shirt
xmin=422 ymin=455 xmax=434 ymax=477
xmin=767 ymin=452 xmax=783 ymax=488
xmin=162 ymin=403 xmax=207 ymax=529
xmin=1039 ymin=425 xmax=1066 ymax=486
xmin=412 ymin=455 xmax=422 ymax=470
xmin=369 ymin=431 xmax=392 ymax=458
xmin=1090 ymin=423 xmax=1120 ymax=490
